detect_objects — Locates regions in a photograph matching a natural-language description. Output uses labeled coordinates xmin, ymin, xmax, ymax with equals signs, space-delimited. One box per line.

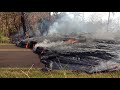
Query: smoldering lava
xmin=32 ymin=35 xmax=120 ymax=73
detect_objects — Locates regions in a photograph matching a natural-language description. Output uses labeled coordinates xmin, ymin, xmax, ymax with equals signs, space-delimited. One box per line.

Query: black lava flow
xmin=14 ymin=36 xmax=120 ymax=73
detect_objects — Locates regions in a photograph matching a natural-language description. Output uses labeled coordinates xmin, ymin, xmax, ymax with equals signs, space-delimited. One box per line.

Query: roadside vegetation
xmin=0 ymin=68 xmax=120 ymax=78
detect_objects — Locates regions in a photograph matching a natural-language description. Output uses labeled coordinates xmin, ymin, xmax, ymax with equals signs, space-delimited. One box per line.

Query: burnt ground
xmin=13 ymin=37 xmax=120 ymax=73
xmin=33 ymin=38 xmax=120 ymax=73
xmin=0 ymin=44 xmax=43 ymax=68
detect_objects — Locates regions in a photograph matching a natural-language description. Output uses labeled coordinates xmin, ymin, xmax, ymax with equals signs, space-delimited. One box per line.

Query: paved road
xmin=0 ymin=44 xmax=44 ymax=68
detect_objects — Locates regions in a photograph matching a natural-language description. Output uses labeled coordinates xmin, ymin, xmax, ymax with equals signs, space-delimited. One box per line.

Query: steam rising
xmin=33 ymin=12 xmax=120 ymax=73
xmin=48 ymin=13 xmax=84 ymax=35
xmin=46 ymin=12 xmax=120 ymax=40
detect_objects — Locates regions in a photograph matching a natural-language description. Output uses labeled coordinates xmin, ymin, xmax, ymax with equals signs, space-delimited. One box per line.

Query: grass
xmin=0 ymin=43 xmax=15 ymax=45
xmin=0 ymin=68 xmax=120 ymax=78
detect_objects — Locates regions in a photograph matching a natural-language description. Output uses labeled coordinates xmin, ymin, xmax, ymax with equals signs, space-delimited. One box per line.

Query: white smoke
xmin=48 ymin=12 xmax=84 ymax=35
xmin=91 ymin=61 xmax=120 ymax=73
xmin=92 ymin=30 xmax=116 ymax=40
xmin=47 ymin=12 xmax=120 ymax=40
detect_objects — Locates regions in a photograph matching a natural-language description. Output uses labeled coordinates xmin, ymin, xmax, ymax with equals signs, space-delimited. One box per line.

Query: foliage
xmin=0 ymin=32 xmax=10 ymax=43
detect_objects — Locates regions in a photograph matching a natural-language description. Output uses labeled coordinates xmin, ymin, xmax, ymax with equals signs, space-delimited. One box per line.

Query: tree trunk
xmin=21 ymin=12 xmax=26 ymax=36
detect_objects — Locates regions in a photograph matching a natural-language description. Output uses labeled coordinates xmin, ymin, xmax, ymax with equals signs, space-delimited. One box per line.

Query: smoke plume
xmin=47 ymin=12 xmax=120 ymax=40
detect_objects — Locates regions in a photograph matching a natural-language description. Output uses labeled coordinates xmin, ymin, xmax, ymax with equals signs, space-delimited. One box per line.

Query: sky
xmin=84 ymin=12 xmax=120 ymax=20
xmin=51 ymin=12 xmax=120 ymax=21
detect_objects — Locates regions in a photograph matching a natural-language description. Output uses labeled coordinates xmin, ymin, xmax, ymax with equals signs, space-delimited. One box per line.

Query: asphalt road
xmin=0 ymin=44 xmax=43 ymax=68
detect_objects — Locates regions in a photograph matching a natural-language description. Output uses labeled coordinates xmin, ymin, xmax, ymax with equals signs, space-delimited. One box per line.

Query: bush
xmin=0 ymin=32 xmax=10 ymax=43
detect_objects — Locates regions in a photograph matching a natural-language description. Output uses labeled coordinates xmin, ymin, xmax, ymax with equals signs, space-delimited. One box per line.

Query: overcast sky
xmin=84 ymin=12 xmax=120 ymax=20
xmin=51 ymin=12 xmax=120 ymax=21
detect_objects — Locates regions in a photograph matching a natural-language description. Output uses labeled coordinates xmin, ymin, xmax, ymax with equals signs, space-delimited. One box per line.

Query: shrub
xmin=0 ymin=32 xmax=10 ymax=43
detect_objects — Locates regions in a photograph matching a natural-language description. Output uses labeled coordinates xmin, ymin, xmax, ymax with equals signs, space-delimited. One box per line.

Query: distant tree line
xmin=0 ymin=12 xmax=22 ymax=37
xmin=0 ymin=12 xmax=51 ymax=43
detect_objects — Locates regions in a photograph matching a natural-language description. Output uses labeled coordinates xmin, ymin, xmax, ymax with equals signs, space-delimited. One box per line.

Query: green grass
xmin=0 ymin=68 xmax=120 ymax=78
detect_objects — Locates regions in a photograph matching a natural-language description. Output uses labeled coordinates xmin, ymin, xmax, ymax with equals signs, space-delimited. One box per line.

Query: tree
xmin=0 ymin=12 xmax=21 ymax=37
xmin=107 ymin=12 xmax=115 ymax=31
xmin=53 ymin=12 xmax=58 ymax=16
xmin=21 ymin=12 xmax=27 ymax=36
